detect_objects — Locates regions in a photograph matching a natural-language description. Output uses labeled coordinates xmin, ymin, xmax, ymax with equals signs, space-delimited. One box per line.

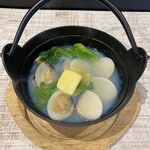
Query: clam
xmin=92 ymin=77 xmax=117 ymax=102
xmin=61 ymin=59 xmax=72 ymax=71
xmin=70 ymin=59 xmax=91 ymax=76
xmin=93 ymin=57 xmax=115 ymax=78
xmin=70 ymin=59 xmax=92 ymax=83
xmin=34 ymin=56 xmax=42 ymax=66
xmin=32 ymin=76 xmax=37 ymax=87
xmin=76 ymin=90 xmax=103 ymax=120
xmin=35 ymin=62 xmax=56 ymax=86
xmin=47 ymin=91 xmax=74 ymax=121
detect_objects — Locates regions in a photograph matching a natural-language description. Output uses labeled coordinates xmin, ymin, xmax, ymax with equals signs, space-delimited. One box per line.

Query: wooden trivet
xmin=5 ymin=82 xmax=141 ymax=150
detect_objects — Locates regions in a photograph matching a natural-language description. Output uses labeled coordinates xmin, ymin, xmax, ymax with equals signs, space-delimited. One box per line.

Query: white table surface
xmin=0 ymin=8 xmax=150 ymax=150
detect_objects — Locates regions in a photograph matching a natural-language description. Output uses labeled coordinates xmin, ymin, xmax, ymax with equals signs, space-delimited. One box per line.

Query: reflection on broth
xmin=27 ymin=43 xmax=121 ymax=123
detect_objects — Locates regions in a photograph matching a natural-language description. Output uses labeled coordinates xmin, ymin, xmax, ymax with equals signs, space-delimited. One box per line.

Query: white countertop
xmin=0 ymin=8 xmax=150 ymax=150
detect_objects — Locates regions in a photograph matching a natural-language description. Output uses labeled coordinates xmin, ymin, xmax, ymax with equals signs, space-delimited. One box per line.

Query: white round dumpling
xmin=93 ymin=57 xmax=115 ymax=78
xmin=92 ymin=77 xmax=117 ymax=102
xmin=35 ymin=62 xmax=56 ymax=86
xmin=47 ymin=91 xmax=74 ymax=121
xmin=77 ymin=90 xmax=103 ymax=120
xmin=70 ymin=59 xmax=91 ymax=76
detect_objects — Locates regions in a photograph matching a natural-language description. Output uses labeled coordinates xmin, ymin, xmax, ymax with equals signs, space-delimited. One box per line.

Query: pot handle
xmin=8 ymin=0 xmax=141 ymax=59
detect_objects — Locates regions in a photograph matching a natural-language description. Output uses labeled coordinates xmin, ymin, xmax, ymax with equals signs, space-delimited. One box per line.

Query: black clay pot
xmin=1 ymin=0 xmax=148 ymax=126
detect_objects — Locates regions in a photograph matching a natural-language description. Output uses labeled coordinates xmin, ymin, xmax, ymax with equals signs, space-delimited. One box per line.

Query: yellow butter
xmin=57 ymin=70 xmax=82 ymax=95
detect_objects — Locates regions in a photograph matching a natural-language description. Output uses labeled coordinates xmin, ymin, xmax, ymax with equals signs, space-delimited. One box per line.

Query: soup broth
xmin=27 ymin=43 xmax=121 ymax=123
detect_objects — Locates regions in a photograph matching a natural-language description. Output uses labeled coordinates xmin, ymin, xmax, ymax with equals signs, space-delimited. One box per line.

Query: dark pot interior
xmin=2 ymin=26 xmax=147 ymax=126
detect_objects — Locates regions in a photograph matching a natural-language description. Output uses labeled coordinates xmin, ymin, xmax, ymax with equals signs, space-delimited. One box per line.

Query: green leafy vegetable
xmin=39 ymin=47 xmax=68 ymax=65
xmin=75 ymin=81 xmax=94 ymax=96
xmin=33 ymin=81 xmax=57 ymax=109
xmin=86 ymin=82 xmax=94 ymax=90
xmin=74 ymin=71 xmax=94 ymax=95
xmin=39 ymin=43 xmax=99 ymax=65
xmin=66 ymin=43 xmax=99 ymax=61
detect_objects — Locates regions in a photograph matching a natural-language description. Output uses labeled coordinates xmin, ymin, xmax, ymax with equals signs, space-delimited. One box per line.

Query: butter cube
xmin=57 ymin=70 xmax=82 ymax=95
